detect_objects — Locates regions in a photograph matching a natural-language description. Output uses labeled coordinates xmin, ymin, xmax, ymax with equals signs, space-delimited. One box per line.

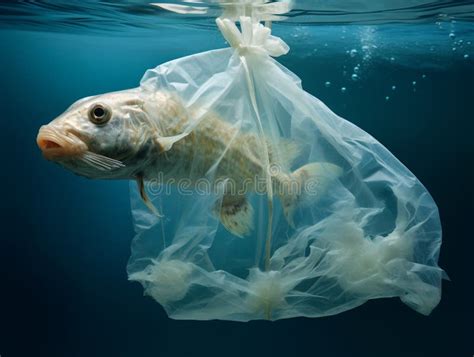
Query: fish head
xmin=37 ymin=89 xmax=154 ymax=179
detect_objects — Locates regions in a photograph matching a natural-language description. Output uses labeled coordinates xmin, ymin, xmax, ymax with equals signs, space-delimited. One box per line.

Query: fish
xmin=37 ymin=88 xmax=342 ymax=237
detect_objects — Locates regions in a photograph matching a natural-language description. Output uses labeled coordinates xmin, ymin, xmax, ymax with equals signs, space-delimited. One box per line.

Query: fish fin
xmin=154 ymin=133 xmax=190 ymax=153
xmin=279 ymin=162 xmax=343 ymax=227
xmin=267 ymin=138 xmax=301 ymax=169
xmin=215 ymin=194 xmax=254 ymax=238
xmin=137 ymin=175 xmax=163 ymax=217
xmin=80 ymin=151 xmax=125 ymax=171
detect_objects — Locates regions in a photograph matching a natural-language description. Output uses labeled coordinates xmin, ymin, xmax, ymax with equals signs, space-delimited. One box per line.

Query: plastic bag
xmin=127 ymin=17 xmax=444 ymax=321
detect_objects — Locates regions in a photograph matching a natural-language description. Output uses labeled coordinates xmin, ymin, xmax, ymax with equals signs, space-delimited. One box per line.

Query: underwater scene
xmin=1 ymin=0 xmax=473 ymax=356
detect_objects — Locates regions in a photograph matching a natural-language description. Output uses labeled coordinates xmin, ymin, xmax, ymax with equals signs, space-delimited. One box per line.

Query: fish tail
xmin=278 ymin=162 xmax=343 ymax=227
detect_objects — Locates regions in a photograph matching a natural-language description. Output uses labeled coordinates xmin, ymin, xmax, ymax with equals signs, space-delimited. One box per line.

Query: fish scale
xmin=153 ymin=106 xmax=280 ymax=194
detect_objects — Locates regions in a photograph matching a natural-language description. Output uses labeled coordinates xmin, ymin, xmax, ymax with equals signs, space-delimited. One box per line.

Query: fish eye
xmin=89 ymin=103 xmax=111 ymax=125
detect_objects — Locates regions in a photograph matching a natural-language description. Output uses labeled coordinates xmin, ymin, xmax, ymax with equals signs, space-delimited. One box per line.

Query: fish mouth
xmin=37 ymin=125 xmax=87 ymax=160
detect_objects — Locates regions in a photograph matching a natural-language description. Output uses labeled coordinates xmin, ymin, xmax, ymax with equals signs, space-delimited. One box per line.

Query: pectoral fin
xmin=215 ymin=194 xmax=254 ymax=238
xmin=137 ymin=174 xmax=162 ymax=217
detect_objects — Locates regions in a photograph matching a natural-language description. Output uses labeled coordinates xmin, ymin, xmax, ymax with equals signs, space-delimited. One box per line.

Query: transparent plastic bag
xmin=127 ymin=18 xmax=444 ymax=321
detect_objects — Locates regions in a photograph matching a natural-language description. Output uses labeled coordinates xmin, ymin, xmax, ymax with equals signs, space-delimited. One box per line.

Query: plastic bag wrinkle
xmin=127 ymin=21 xmax=444 ymax=321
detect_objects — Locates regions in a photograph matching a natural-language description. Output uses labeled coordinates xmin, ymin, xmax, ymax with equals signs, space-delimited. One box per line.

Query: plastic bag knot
xmin=216 ymin=16 xmax=289 ymax=58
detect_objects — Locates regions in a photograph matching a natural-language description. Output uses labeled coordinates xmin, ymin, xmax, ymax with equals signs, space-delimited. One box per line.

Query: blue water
xmin=0 ymin=1 xmax=473 ymax=356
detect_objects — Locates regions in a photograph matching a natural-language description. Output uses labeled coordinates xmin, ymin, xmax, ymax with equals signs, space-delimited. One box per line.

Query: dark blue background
xmin=0 ymin=27 xmax=472 ymax=357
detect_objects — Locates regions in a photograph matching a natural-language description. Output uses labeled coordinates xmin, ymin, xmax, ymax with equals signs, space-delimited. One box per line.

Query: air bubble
xmin=385 ymin=96 xmax=390 ymax=101
xmin=354 ymin=66 xmax=360 ymax=73
xmin=390 ymin=57 xmax=395 ymax=62
xmin=325 ymin=81 xmax=331 ymax=88
xmin=412 ymin=81 xmax=417 ymax=86
xmin=422 ymin=74 xmax=427 ymax=79
xmin=392 ymin=85 xmax=396 ymax=91
xmin=449 ymin=32 xmax=456 ymax=40
xmin=464 ymin=54 xmax=470 ymax=59
xmin=351 ymin=74 xmax=359 ymax=81
xmin=341 ymin=87 xmax=347 ymax=93
xmin=350 ymin=49 xmax=358 ymax=57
